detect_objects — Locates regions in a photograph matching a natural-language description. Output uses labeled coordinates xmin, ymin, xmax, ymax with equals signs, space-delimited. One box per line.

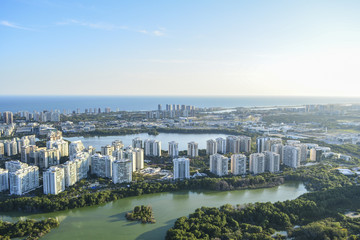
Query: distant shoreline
xmin=1 ymin=95 xmax=360 ymax=113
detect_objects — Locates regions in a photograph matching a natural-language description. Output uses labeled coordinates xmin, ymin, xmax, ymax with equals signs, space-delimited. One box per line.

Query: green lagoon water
xmin=1 ymin=182 xmax=307 ymax=240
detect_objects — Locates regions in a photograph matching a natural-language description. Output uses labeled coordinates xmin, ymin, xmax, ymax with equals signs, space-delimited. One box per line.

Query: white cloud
xmin=0 ymin=20 xmax=33 ymax=30
xmin=56 ymin=19 xmax=125 ymax=31
xmin=153 ymin=30 xmax=164 ymax=36
xmin=57 ymin=19 xmax=166 ymax=36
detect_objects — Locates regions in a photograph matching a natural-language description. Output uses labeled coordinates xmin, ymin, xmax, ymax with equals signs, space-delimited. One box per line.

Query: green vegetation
xmin=126 ymin=205 xmax=156 ymax=224
xmin=166 ymin=186 xmax=360 ymax=240
xmin=0 ymin=218 xmax=59 ymax=240
xmin=284 ymin=164 xmax=354 ymax=191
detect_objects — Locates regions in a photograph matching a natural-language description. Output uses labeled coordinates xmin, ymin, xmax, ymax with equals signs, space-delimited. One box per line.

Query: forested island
xmin=0 ymin=218 xmax=59 ymax=240
xmin=126 ymin=205 xmax=156 ymax=224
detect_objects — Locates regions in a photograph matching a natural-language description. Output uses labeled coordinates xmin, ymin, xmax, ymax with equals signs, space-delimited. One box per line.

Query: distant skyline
xmin=1 ymin=0 xmax=360 ymax=97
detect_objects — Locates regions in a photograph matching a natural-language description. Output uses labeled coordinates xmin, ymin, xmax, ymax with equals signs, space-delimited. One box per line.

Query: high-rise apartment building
xmin=132 ymin=138 xmax=143 ymax=149
xmin=69 ymin=141 xmax=85 ymax=159
xmin=249 ymin=153 xmax=265 ymax=175
xmin=0 ymin=143 xmax=4 ymax=159
xmin=187 ymin=141 xmax=198 ymax=157
xmin=270 ymin=143 xmax=284 ymax=163
xmin=230 ymin=154 xmax=247 ymax=175
xmin=112 ymin=140 xmax=124 ymax=151
xmin=0 ymin=168 xmax=9 ymax=192
xmin=210 ymin=154 xmax=229 ymax=176
xmin=112 ymin=159 xmax=132 ymax=184
xmin=173 ymin=157 xmax=190 ymax=180
xmin=3 ymin=112 xmax=13 ymax=124
xmin=264 ymin=151 xmax=280 ymax=173
xmin=132 ymin=148 xmax=144 ymax=171
xmin=43 ymin=166 xmax=65 ymax=195
xmin=5 ymin=160 xmax=27 ymax=173
xmin=9 ymin=165 xmax=39 ymax=195
xmin=216 ymin=137 xmax=226 ymax=154
xmin=283 ymin=145 xmax=301 ymax=168
xmin=168 ymin=141 xmax=179 ymax=158
xmin=91 ymin=154 xmax=114 ymax=178
xmin=47 ymin=138 xmax=69 ymax=157
xmin=38 ymin=148 xmax=60 ymax=169
xmin=101 ymin=145 xmax=113 ymax=156
xmin=206 ymin=139 xmax=217 ymax=155
xmin=144 ymin=139 xmax=161 ymax=157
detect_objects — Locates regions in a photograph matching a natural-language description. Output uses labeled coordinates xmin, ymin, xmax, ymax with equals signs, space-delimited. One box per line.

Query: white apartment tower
xmin=62 ymin=160 xmax=77 ymax=187
xmin=132 ymin=138 xmax=143 ymax=149
xmin=168 ymin=141 xmax=179 ymax=158
xmin=91 ymin=154 xmax=114 ymax=178
xmin=133 ymin=148 xmax=144 ymax=171
xmin=231 ymin=154 xmax=247 ymax=175
xmin=144 ymin=139 xmax=161 ymax=157
xmin=210 ymin=154 xmax=229 ymax=176
xmin=187 ymin=141 xmax=198 ymax=157
xmin=283 ymin=145 xmax=301 ymax=168
xmin=206 ymin=139 xmax=217 ymax=155
xmin=43 ymin=166 xmax=65 ymax=195
xmin=249 ymin=153 xmax=265 ymax=175
xmin=38 ymin=148 xmax=60 ymax=169
xmin=5 ymin=160 xmax=27 ymax=173
xmin=112 ymin=159 xmax=132 ymax=184
xmin=69 ymin=141 xmax=85 ymax=159
xmin=271 ymin=144 xmax=284 ymax=163
xmin=173 ymin=157 xmax=190 ymax=180
xmin=112 ymin=140 xmax=124 ymax=151
xmin=0 ymin=169 xmax=9 ymax=192
xmin=101 ymin=145 xmax=113 ymax=156
xmin=264 ymin=151 xmax=280 ymax=173
xmin=9 ymin=165 xmax=39 ymax=195
xmin=216 ymin=137 xmax=226 ymax=154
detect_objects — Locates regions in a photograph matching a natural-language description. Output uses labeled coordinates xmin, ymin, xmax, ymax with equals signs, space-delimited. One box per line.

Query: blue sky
xmin=1 ymin=0 xmax=360 ymax=96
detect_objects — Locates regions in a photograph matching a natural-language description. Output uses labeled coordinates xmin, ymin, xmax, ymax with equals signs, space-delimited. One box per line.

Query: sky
xmin=1 ymin=0 xmax=360 ymax=97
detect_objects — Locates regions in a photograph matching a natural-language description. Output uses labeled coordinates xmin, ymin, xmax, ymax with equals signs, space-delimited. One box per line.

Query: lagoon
xmin=65 ymin=133 xmax=230 ymax=151
xmin=1 ymin=181 xmax=307 ymax=240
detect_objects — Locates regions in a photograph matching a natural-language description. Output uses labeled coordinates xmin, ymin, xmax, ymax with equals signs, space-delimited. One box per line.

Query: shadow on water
xmin=135 ymin=219 xmax=177 ymax=240
xmin=108 ymin=211 xmax=128 ymax=222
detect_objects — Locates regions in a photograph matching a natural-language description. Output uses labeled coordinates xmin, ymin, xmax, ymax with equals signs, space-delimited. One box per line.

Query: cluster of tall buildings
xmin=0 ymin=135 xmax=36 ymax=157
xmin=20 ymin=132 xmax=68 ymax=169
xmin=1 ymin=160 xmax=40 ymax=195
xmin=208 ymin=151 xmax=280 ymax=177
xmin=205 ymin=136 xmax=251 ymax=156
xmin=14 ymin=110 xmax=61 ymax=122
xmin=146 ymin=104 xmax=197 ymax=119
xmin=0 ymin=129 xmax=335 ymax=196
xmin=256 ymin=137 xmax=305 ymax=168
xmin=43 ymin=150 xmax=90 ymax=195
xmin=1 ymin=112 xmax=13 ymax=124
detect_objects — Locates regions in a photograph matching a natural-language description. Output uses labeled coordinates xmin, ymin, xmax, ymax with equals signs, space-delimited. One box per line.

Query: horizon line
xmin=1 ymin=94 xmax=360 ymax=98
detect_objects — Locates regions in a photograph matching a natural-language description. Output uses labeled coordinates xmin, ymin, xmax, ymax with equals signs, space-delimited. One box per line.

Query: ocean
xmin=0 ymin=96 xmax=360 ymax=113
